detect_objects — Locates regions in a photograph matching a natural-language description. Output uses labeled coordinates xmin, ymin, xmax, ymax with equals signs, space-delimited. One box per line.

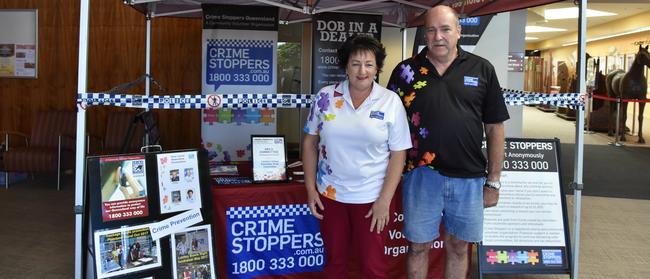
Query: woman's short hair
xmin=337 ymin=34 xmax=387 ymax=72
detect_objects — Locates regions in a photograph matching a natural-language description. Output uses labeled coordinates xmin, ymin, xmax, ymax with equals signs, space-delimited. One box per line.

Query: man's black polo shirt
xmin=387 ymin=46 xmax=510 ymax=178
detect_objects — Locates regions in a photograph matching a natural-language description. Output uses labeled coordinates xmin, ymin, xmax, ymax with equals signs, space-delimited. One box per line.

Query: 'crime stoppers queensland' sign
xmin=225 ymin=204 xmax=324 ymax=278
xmin=203 ymin=4 xmax=277 ymax=91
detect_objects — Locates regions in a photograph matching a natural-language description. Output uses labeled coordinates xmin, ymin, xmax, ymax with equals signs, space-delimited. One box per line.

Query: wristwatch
xmin=484 ymin=181 xmax=501 ymax=190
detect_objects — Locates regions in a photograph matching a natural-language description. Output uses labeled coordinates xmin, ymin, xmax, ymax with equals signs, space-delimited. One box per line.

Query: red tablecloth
xmin=210 ymin=163 xmax=447 ymax=278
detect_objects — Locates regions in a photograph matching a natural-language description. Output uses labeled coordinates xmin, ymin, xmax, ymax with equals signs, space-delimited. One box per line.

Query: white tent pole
xmin=146 ymin=13 xmax=151 ymax=98
xmin=74 ymin=0 xmax=90 ymax=278
xmin=402 ymin=27 xmax=407 ymax=60
xmin=572 ymin=0 xmax=587 ymax=278
xmin=145 ymin=11 xmax=151 ymax=146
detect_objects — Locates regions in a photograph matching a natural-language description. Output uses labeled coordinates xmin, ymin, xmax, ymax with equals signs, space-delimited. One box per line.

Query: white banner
xmin=150 ymin=208 xmax=203 ymax=241
xmin=201 ymin=4 xmax=278 ymax=163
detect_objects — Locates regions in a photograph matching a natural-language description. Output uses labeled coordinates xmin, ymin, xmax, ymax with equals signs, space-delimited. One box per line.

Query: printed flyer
xmin=99 ymin=155 xmax=149 ymax=222
xmin=157 ymin=151 xmax=202 ymax=214
xmin=93 ymin=223 xmax=162 ymax=278
xmin=171 ymin=225 xmax=216 ymax=279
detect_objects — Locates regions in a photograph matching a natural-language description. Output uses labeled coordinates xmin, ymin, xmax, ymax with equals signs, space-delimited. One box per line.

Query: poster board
xmin=85 ymin=149 xmax=215 ymax=279
xmin=311 ymin=12 xmax=382 ymax=95
xmin=0 ymin=9 xmax=37 ymax=78
xmin=478 ymin=138 xmax=571 ymax=277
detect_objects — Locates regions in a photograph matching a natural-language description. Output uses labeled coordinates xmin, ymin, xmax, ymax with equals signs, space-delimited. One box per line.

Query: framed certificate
xmin=251 ymin=135 xmax=288 ymax=183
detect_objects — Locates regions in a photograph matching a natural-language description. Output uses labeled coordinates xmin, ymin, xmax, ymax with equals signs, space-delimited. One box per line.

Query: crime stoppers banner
xmin=225 ymin=204 xmax=323 ymax=278
xmin=201 ymin=4 xmax=278 ymax=163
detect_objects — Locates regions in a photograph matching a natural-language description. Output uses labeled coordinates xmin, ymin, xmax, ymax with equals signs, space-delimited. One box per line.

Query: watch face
xmin=486 ymin=181 xmax=501 ymax=189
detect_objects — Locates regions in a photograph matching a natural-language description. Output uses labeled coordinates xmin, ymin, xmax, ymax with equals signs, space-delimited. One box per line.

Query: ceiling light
xmin=544 ymin=7 xmax=616 ymax=20
xmin=525 ymin=36 xmax=539 ymax=40
xmin=525 ymin=26 xmax=567 ymax=33
xmin=561 ymin=26 xmax=650 ymax=46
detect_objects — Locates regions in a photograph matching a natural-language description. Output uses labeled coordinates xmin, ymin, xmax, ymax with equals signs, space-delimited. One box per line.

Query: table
xmin=210 ymin=163 xmax=447 ymax=279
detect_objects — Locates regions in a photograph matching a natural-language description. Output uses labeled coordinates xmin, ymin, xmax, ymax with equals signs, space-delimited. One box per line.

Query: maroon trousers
xmin=319 ymin=196 xmax=393 ymax=279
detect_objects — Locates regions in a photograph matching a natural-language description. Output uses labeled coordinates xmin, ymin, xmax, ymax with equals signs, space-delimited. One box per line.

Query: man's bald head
xmin=425 ymin=5 xmax=460 ymax=29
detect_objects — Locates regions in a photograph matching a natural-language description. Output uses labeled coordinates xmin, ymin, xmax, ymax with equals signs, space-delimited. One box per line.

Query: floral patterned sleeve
xmin=303 ymin=92 xmax=323 ymax=135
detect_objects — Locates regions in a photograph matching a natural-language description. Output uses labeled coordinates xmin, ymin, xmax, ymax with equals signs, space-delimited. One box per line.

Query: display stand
xmin=83 ymin=149 xmax=215 ymax=279
xmin=478 ymin=138 xmax=572 ymax=278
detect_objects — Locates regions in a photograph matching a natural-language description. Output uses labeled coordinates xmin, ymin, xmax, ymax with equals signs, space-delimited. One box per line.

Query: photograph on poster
xmin=93 ymin=223 xmax=162 ymax=278
xmin=99 ymin=155 xmax=149 ymax=222
xmin=171 ymin=225 xmax=216 ymax=279
xmin=251 ymin=135 xmax=287 ymax=182
xmin=157 ymin=151 xmax=202 ymax=214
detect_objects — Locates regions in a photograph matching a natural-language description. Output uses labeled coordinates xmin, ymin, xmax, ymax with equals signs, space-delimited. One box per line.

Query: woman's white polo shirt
xmin=304 ymin=80 xmax=412 ymax=204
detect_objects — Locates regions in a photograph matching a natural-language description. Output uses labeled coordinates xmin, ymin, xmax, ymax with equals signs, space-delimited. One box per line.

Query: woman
xmin=302 ymin=35 xmax=411 ymax=278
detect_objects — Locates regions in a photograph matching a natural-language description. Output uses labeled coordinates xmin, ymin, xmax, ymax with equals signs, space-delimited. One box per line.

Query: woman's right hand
xmin=307 ymin=188 xmax=324 ymax=220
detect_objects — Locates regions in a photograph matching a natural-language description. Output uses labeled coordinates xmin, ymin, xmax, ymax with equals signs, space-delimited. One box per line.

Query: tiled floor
xmin=0 ymin=106 xmax=648 ymax=279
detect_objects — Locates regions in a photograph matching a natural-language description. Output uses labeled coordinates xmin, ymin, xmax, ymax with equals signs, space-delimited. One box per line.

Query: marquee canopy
xmin=126 ymin=0 xmax=562 ymax=27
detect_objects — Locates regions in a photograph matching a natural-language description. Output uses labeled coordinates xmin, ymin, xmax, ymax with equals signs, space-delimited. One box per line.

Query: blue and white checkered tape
xmin=220 ymin=94 xmax=312 ymax=108
xmin=206 ymin=39 xmax=274 ymax=48
xmin=77 ymin=89 xmax=584 ymax=109
xmin=501 ymin=88 xmax=583 ymax=108
xmin=78 ymin=93 xmax=313 ymax=109
xmin=226 ymin=204 xmax=312 ymax=219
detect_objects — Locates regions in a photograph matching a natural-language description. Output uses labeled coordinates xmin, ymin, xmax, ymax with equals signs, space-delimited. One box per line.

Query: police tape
xmin=77 ymin=90 xmax=584 ymax=109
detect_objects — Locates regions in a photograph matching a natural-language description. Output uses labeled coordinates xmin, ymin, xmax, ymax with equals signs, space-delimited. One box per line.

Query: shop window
xmin=276 ymin=23 xmax=303 ymax=159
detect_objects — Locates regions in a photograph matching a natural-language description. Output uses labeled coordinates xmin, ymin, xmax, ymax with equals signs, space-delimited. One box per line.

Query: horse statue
xmin=605 ymin=44 xmax=650 ymax=143
xmin=591 ymin=56 xmax=608 ymax=111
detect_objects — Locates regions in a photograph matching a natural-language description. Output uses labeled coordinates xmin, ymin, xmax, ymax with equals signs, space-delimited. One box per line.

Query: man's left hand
xmin=483 ymin=187 xmax=499 ymax=208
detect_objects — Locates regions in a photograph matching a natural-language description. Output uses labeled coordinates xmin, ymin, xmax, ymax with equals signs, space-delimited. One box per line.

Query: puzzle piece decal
xmin=203 ymin=108 xmax=218 ymax=125
xmin=496 ymin=251 xmax=509 ymax=264
xmin=486 ymin=249 xmax=498 ymax=265
xmin=335 ymin=99 xmax=344 ymax=109
xmin=419 ymin=127 xmax=429 ymax=138
xmin=411 ymin=112 xmax=421 ymax=126
xmin=404 ymin=92 xmax=416 ymax=107
xmin=400 ymin=64 xmax=415 ymax=84
xmin=244 ymin=109 xmax=262 ymax=124
xmin=528 ymin=250 xmax=539 ymax=265
xmin=413 ymin=80 xmax=427 ymax=89
xmin=217 ymin=109 xmax=233 ymax=124
xmin=232 ymin=109 xmax=246 ymax=125
xmin=508 ymin=250 xmax=518 ymax=265
xmin=516 ymin=251 xmax=529 ymax=264
xmin=236 ymin=149 xmax=245 ymax=158
xmin=259 ymin=108 xmax=275 ymax=125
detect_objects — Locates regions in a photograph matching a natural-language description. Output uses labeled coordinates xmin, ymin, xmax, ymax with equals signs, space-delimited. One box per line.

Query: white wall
xmin=378 ymin=27 xmax=403 ymax=86
xmin=472 ymin=12 xmax=524 ymax=138
xmin=379 ymin=15 xmax=525 ymax=138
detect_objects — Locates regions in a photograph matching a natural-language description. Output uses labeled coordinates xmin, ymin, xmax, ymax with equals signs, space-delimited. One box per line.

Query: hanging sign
xmin=311 ymin=12 xmax=382 ymax=95
xmin=201 ymin=4 xmax=279 ymax=163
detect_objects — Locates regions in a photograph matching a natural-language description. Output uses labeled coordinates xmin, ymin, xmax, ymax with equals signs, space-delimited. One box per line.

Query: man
xmin=388 ymin=5 xmax=509 ymax=279
xmin=186 ymin=189 xmax=195 ymax=202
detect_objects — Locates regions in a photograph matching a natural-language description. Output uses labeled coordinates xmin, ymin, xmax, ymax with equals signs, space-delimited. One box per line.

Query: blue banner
xmin=206 ymin=39 xmax=273 ymax=91
xmin=225 ymin=204 xmax=324 ymax=279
